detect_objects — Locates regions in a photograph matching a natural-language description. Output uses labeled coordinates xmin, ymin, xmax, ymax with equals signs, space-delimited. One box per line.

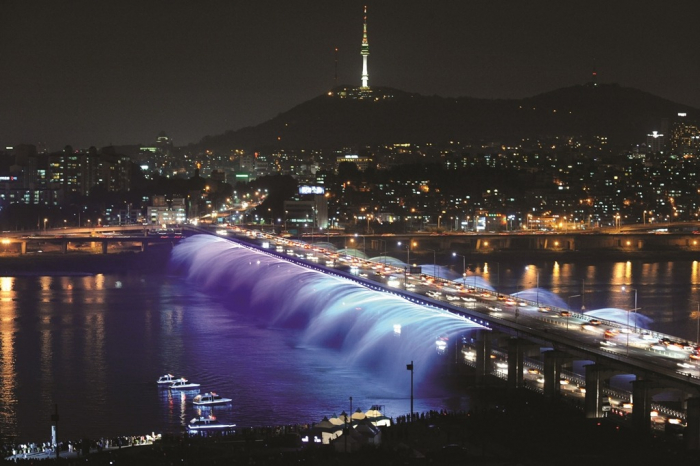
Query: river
xmin=1 ymin=235 xmax=699 ymax=443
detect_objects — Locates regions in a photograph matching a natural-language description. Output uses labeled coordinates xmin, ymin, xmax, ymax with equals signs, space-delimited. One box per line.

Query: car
xmin=538 ymin=306 xmax=551 ymax=313
xmin=588 ymin=319 xmax=601 ymax=325
xmin=560 ymin=310 xmax=571 ymax=317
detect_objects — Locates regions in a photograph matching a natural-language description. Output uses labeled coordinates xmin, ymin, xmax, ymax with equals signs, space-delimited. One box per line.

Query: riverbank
xmin=3 ymin=388 xmax=693 ymax=465
xmin=0 ymin=246 xmax=173 ymax=275
xmin=1 ymin=244 xmax=697 ymax=278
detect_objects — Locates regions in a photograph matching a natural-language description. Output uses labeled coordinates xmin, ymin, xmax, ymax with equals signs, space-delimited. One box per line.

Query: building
xmin=646 ymin=131 xmax=664 ymax=153
xmin=337 ymin=154 xmax=373 ymax=171
xmin=284 ymin=186 xmax=329 ymax=230
xmin=668 ymin=113 xmax=700 ymax=155
xmin=146 ymin=195 xmax=187 ymax=225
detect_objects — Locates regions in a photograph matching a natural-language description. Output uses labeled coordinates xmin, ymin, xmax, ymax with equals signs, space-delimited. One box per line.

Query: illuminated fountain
xmin=170 ymin=235 xmax=486 ymax=387
xmin=583 ymin=307 xmax=653 ymax=329
xmin=513 ymin=289 xmax=567 ymax=308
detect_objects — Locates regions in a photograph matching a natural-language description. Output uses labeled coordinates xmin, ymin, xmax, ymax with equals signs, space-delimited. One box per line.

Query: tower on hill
xmin=360 ymin=6 xmax=369 ymax=89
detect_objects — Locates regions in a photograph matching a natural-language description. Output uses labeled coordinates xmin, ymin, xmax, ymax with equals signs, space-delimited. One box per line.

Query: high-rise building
xmin=668 ymin=113 xmax=700 ymax=155
xmin=360 ymin=6 xmax=369 ymax=89
xmin=646 ymin=131 xmax=664 ymax=153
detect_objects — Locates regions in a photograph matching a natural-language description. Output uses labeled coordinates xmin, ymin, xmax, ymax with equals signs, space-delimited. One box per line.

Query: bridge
xmin=219 ymin=225 xmax=700 ymax=448
xmin=0 ymin=225 xmax=190 ymax=254
xmin=4 ymin=222 xmax=700 ymax=444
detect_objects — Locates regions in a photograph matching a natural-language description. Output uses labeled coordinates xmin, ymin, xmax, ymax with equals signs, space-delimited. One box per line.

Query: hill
xmin=197 ymin=83 xmax=698 ymax=152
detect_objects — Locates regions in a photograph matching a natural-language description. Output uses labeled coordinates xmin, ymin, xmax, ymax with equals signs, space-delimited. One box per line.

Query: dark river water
xmin=1 ymin=235 xmax=699 ymax=443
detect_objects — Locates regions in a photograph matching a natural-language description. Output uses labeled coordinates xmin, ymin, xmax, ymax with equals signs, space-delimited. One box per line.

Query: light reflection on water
xmin=0 ymin=251 xmax=698 ymax=442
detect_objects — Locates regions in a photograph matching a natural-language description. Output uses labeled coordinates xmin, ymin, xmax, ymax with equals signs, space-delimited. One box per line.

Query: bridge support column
xmin=507 ymin=338 xmax=524 ymax=389
xmin=61 ymin=241 xmax=68 ymax=254
xmin=20 ymin=241 xmax=27 ymax=255
xmin=474 ymin=331 xmax=492 ymax=386
xmin=584 ymin=364 xmax=609 ymax=418
xmin=631 ymin=379 xmax=653 ymax=433
xmin=542 ymin=350 xmax=571 ymax=398
xmin=101 ymin=241 xmax=108 ymax=254
xmin=686 ymin=397 xmax=700 ymax=450
xmin=141 ymin=241 xmax=149 ymax=252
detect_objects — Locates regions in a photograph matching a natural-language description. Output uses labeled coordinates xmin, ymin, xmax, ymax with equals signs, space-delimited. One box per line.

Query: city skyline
xmin=2 ymin=0 xmax=700 ymax=149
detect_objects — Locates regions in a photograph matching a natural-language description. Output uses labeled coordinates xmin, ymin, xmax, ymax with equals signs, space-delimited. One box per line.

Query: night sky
xmin=2 ymin=0 xmax=699 ymax=150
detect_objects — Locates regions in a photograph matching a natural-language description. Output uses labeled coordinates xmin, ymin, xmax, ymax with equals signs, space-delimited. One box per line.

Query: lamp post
xmin=621 ymin=286 xmax=638 ymax=331
xmin=486 ymin=262 xmax=500 ymax=296
xmin=567 ymin=295 xmax=581 ymax=331
xmin=526 ymin=265 xmax=540 ymax=307
xmin=624 ymin=307 xmax=642 ymax=355
xmin=453 ymin=252 xmax=466 ymax=286
xmin=406 ymin=361 xmax=414 ymax=422
xmin=377 ymin=239 xmax=388 ymax=266
xmin=398 ymin=241 xmax=413 ymax=287
xmin=355 ymin=233 xmax=365 ymax=255
xmin=690 ymin=301 xmax=700 ymax=344
xmin=427 ymin=249 xmax=438 ymax=281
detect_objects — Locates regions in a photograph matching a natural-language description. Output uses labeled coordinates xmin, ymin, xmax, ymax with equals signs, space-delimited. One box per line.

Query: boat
xmin=193 ymin=392 xmax=232 ymax=406
xmin=169 ymin=378 xmax=201 ymax=390
xmin=186 ymin=415 xmax=236 ymax=432
xmin=157 ymin=374 xmax=177 ymax=385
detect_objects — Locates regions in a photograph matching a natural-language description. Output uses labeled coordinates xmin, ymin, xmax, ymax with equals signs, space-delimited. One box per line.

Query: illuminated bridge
xmin=223 ymin=226 xmax=700 ymax=449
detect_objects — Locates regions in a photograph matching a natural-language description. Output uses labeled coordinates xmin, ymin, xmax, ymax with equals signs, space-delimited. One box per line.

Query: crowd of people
xmin=2 ymin=433 xmax=160 ymax=461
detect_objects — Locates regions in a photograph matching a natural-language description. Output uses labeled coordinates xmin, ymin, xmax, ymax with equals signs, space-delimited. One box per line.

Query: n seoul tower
xmin=360 ymin=5 xmax=369 ymax=89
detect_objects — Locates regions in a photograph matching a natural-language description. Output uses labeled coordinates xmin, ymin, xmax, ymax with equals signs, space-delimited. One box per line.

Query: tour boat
xmin=157 ymin=374 xmax=177 ymax=385
xmin=187 ymin=415 xmax=236 ymax=432
xmin=169 ymin=378 xmax=201 ymax=390
xmin=193 ymin=392 xmax=232 ymax=406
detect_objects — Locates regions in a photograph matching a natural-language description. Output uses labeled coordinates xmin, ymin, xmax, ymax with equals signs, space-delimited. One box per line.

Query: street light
xmin=621 ymin=286 xmax=638 ymax=331
xmin=43 ymin=218 xmax=48 ymax=231
xmin=690 ymin=300 xmax=700 ymax=344
xmin=398 ymin=241 xmax=415 ymax=287
xmin=355 ymin=233 xmax=365 ymax=255
xmin=485 ymin=262 xmax=500 ymax=295
xmin=567 ymin=295 xmax=581 ymax=330
xmin=525 ymin=265 xmax=540 ymax=307
xmin=406 ymin=361 xmax=414 ymax=422
xmin=452 ymin=252 xmax=466 ymax=285
xmin=375 ymin=239 xmax=388 ymax=266
xmin=426 ymin=249 xmax=438 ymax=281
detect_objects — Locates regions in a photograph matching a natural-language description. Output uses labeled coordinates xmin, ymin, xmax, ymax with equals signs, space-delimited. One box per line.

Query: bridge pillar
xmin=507 ymin=338 xmax=524 ymax=389
xmin=474 ymin=331 xmax=492 ymax=386
xmin=542 ymin=350 xmax=571 ymax=398
xmin=101 ymin=241 xmax=108 ymax=254
xmin=141 ymin=240 xmax=149 ymax=252
xmin=686 ymin=397 xmax=700 ymax=450
xmin=20 ymin=241 xmax=27 ymax=255
xmin=61 ymin=241 xmax=68 ymax=254
xmin=631 ymin=379 xmax=653 ymax=433
xmin=584 ymin=364 xmax=611 ymax=418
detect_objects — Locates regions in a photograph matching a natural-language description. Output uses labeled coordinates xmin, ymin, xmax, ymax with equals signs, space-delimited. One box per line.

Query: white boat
xmin=157 ymin=374 xmax=177 ymax=385
xmin=169 ymin=378 xmax=200 ymax=390
xmin=193 ymin=392 xmax=232 ymax=406
xmin=187 ymin=416 xmax=236 ymax=432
